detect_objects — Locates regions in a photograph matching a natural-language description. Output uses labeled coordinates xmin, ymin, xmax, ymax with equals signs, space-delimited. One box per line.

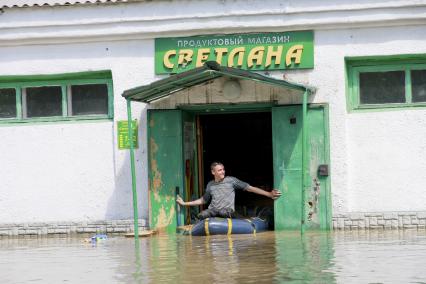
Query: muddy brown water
xmin=1 ymin=230 xmax=425 ymax=283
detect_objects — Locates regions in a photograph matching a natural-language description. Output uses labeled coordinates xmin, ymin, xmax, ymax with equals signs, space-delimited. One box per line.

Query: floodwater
xmin=1 ymin=230 xmax=426 ymax=283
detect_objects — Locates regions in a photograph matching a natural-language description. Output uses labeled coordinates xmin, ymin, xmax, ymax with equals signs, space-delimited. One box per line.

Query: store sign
xmin=155 ymin=31 xmax=313 ymax=74
xmin=117 ymin=120 xmax=139 ymax=150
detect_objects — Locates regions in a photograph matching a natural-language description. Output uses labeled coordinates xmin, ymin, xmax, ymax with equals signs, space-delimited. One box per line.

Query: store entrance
xmin=147 ymin=105 xmax=331 ymax=232
xmin=199 ymin=112 xmax=274 ymax=221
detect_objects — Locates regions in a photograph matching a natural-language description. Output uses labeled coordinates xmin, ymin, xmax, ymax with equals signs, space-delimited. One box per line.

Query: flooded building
xmin=1 ymin=0 xmax=425 ymax=235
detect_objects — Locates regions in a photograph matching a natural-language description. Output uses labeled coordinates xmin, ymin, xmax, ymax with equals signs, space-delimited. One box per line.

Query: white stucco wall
xmin=0 ymin=40 xmax=153 ymax=223
xmin=314 ymin=26 xmax=426 ymax=213
xmin=1 ymin=0 xmax=426 ymax=225
xmin=0 ymin=122 xmax=115 ymax=222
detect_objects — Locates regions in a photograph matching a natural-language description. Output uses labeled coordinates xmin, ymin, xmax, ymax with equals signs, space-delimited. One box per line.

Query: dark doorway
xmin=199 ymin=112 xmax=274 ymax=219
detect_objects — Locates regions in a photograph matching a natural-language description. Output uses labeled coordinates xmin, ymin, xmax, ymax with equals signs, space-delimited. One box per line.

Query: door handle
xmin=175 ymin=186 xmax=180 ymax=227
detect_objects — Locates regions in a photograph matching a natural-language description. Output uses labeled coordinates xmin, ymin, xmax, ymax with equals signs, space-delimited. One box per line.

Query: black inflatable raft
xmin=190 ymin=217 xmax=269 ymax=236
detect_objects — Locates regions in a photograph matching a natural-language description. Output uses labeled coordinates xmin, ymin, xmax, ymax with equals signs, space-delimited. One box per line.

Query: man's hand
xmin=246 ymin=186 xmax=282 ymax=200
xmin=175 ymin=196 xmax=204 ymax=207
xmin=176 ymin=195 xmax=185 ymax=206
xmin=269 ymin=189 xmax=282 ymax=200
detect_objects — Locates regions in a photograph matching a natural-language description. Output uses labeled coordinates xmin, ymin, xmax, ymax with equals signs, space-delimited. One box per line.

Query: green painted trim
xmin=0 ymin=70 xmax=112 ymax=84
xmin=301 ymin=91 xmax=308 ymax=234
xmin=345 ymin=53 xmax=426 ymax=66
xmin=0 ymin=79 xmax=112 ymax=89
xmin=345 ymin=55 xmax=426 ymax=112
xmin=178 ymin=102 xmax=274 ymax=113
xmin=62 ymin=85 xmax=68 ymax=117
xmin=344 ymin=60 xmax=350 ymax=112
xmin=146 ymin=111 xmax=152 ymax=229
xmin=405 ymin=67 xmax=412 ymax=104
xmin=322 ymin=104 xmax=332 ymax=230
xmin=16 ymin=88 xmax=22 ymax=119
xmin=107 ymin=81 xmax=114 ymax=119
xmin=127 ymin=99 xmax=139 ymax=241
xmin=350 ymin=103 xmax=426 ymax=112
xmin=0 ymin=116 xmax=112 ymax=125
xmin=179 ymin=113 xmax=186 ymax=227
xmin=353 ymin=70 xmax=360 ymax=108
xmin=353 ymin=65 xmax=416 ymax=72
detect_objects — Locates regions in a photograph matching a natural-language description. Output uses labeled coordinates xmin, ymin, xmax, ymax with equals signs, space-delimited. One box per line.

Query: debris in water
xmin=124 ymin=230 xmax=157 ymax=238
xmin=91 ymin=234 xmax=108 ymax=242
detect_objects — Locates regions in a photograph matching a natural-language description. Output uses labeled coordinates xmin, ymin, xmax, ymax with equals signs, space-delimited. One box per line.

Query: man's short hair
xmin=210 ymin=161 xmax=224 ymax=171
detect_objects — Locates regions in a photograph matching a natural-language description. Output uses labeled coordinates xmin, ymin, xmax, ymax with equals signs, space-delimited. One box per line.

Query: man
xmin=176 ymin=162 xmax=281 ymax=219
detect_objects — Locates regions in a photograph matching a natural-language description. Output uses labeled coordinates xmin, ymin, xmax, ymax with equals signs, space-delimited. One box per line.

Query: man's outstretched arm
xmin=245 ymin=186 xmax=282 ymax=200
xmin=176 ymin=196 xmax=205 ymax=206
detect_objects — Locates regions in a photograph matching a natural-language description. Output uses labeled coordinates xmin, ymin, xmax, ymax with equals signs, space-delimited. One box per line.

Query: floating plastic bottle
xmin=91 ymin=234 xmax=108 ymax=243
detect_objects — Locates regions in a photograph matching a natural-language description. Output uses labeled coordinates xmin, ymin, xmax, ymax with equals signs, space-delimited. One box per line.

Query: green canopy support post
xmin=301 ymin=90 xmax=309 ymax=234
xmin=126 ymin=99 xmax=139 ymax=241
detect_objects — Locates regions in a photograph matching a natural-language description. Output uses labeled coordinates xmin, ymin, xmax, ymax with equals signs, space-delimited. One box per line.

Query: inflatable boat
xmin=189 ymin=217 xmax=269 ymax=236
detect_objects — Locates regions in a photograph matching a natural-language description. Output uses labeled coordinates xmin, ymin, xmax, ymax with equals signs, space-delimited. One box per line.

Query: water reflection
xmin=330 ymin=229 xmax=426 ymax=284
xmin=0 ymin=230 xmax=425 ymax=283
xmin=133 ymin=231 xmax=333 ymax=283
xmin=274 ymin=231 xmax=336 ymax=283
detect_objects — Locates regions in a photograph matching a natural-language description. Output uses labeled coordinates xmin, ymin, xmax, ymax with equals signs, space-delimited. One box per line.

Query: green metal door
xmin=273 ymin=105 xmax=330 ymax=230
xmin=306 ymin=106 xmax=331 ymax=230
xmin=182 ymin=111 xmax=199 ymax=225
xmin=148 ymin=109 xmax=184 ymax=233
xmin=273 ymin=106 xmax=303 ymax=230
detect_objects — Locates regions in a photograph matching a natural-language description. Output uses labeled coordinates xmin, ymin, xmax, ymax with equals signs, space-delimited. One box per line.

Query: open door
xmin=306 ymin=105 xmax=331 ymax=230
xmin=273 ymin=106 xmax=303 ymax=230
xmin=182 ymin=111 xmax=198 ymax=225
xmin=273 ymin=105 xmax=331 ymax=230
xmin=147 ymin=109 xmax=184 ymax=233
xmin=147 ymin=109 xmax=198 ymax=232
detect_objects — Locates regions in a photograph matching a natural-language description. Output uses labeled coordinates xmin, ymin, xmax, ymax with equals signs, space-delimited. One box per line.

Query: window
xmin=69 ymin=84 xmax=109 ymax=116
xmin=0 ymin=88 xmax=16 ymax=118
xmin=346 ymin=56 xmax=426 ymax=111
xmin=359 ymin=71 xmax=405 ymax=104
xmin=25 ymin=86 xmax=62 ymax=118
xmin=0 ymin=71 xmax=113 ymax=122
xmin=411 ymin=69 xmax=426 ymax=103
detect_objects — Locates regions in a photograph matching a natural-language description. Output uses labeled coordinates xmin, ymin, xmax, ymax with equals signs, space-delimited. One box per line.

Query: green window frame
xmin=0 ymin=70 xmax=113 ymax=123
xmin=346 ymin=55 xmax=426 ymax=112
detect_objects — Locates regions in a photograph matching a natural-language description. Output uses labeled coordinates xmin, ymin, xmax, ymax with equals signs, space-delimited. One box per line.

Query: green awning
xmin=122 ymin=61 xmax=313 ymax=103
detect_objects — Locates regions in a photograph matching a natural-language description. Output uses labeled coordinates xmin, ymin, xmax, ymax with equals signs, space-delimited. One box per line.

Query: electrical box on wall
xmin=318 ymin=164 xmax=329 ymax=176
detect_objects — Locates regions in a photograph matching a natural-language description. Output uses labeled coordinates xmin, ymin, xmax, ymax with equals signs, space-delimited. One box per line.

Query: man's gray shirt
xmin=202 ymin=176 xmax=249 ymax=211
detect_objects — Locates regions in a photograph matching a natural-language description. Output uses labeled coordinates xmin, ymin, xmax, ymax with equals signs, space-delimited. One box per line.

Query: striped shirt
xmin=202 ymin=176 xmax=249 ymax=211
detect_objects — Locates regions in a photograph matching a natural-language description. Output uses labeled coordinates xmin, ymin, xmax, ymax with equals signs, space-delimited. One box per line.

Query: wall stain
xmin=156 ymin=204 xmax=175 ymax=229
xmin=149 ymin=137 xmax=162 ymax=202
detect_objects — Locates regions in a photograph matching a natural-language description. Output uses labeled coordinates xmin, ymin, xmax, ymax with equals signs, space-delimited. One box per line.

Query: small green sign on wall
xmin=117 ymin=120 xmax=139 ymax=150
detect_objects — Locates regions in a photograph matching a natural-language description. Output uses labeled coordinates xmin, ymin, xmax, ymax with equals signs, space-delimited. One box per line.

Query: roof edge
xmin=122 ymin=61 xmax=313 ymax=103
